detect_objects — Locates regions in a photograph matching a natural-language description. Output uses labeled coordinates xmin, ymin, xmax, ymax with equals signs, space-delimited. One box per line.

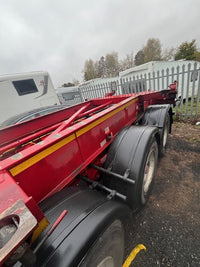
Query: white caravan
xmin=79 ymin=77 xmax=121 ymax=100
xmin=119 ymin=60 xmax=200 ymax=99
xmin=56 ymin=86 xmax=84 ymax=106
xmin=0 ymin=71 xmax=60 ymax=124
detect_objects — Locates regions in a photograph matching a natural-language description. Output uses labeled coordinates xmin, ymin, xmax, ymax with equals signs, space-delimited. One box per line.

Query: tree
xmin=175 ymin=40 xmax=199 ymax=61
xmin=120 ymin=52 xmax=134 ymax=70
xmin=162 ymin=47 xmax=176 ymax=61
xmin=94 ymin=61 xmax=101 ymax=78
xmin=143 ymin=38 xmax=162 ymax=62
xmin=98 ymin=56 xmax=107 ymax=78
xmin=62 ymin=82 xmax=75 ymax=87
xmin=83 ymin=59 xmax=97 ymax=81
xmin=194 ymin=51 xmax=200 ymax=61
xmin=83 ymin=52 xmax=120 ymax=81
xmin=134 ymin=38 xmax=162 ymax=66
xmin=105 ymin=52 xmax=119 ymax=77
xmin=72 ymin=79 xmax=79 ymax=86
xmin=134 ymin=50 xmax=145 ymax=66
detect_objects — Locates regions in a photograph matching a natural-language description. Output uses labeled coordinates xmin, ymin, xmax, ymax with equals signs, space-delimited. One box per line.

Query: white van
xmin=56 ymin=86 xmax=84 ymax=106
xmin=0 ymin=71 xmax=60 ymax=124
xmin=119 ymin=60 xmax=200 ymax=99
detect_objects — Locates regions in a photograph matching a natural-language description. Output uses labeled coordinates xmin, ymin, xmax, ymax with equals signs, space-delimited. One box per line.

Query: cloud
xmin=0 ymin=0 xmax=200 ymax=87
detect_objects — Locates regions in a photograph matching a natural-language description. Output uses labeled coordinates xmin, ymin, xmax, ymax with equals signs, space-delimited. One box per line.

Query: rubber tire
xmin=140 ymin=140 xmax=158 ymax=205
xmin=103 ymin=127 xmax=158 ymax=211
xmin=160 ymin=113 xmax=170 ymax=155
xmin=79 ymin=220 xmax=124 ymax=267
xmin=140 ymin=105 xmax=171 ymax=156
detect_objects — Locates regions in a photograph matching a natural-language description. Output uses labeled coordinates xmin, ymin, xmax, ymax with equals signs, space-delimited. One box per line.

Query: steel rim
xmin=97 ymin=256 xmax=114 ymax=267
xmin=163 ymin=124 xmax=168 ymax=148
xmin=143 ymin=148 xmax=156 ymax=194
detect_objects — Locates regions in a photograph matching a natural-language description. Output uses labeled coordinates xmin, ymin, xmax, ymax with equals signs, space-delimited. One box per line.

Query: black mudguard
xmin=103 ymin=126 xmax=159 ymax=210
xmin=33 ymin=184 xmax=130 ymax=267
xmin=141 ymin=104 xmax=173 ymax=133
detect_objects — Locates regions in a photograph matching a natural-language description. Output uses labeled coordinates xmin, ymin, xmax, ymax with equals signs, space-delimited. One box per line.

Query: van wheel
xmin=79 ymin=220 xmax=124 ymax=267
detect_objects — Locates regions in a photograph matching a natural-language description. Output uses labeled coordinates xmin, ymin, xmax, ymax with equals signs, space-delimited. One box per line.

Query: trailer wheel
xmin=79 ymin=220 xmax=124 ymax=267
xmin=141 ymin=140 xmax=158 ymax=204
xmin=160 ymin=113 xmax=170 ymax=155
xmin=103 ymin=126 xmax=159 ymax=211
xmin=140 ymin=105 xmax=172 ymax=155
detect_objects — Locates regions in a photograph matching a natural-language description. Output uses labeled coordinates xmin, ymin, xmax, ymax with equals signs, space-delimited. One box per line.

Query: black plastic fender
xmin=103 ymin=126 xmax=159 ymax=211
xmin=33 ymin=184 xmax=130 ymax=267
xmin=140 ymin=104 xmax=173 ymax=152
xmin=141 ymin=104 xmax=172 ymax=130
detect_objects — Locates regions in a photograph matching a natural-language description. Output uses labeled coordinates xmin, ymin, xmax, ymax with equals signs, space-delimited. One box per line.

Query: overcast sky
xmin=1 ymin=0 xmax=200 ymax=87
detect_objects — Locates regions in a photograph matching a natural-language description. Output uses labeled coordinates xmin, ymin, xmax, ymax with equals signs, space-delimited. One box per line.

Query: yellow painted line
xmin=77 ymin=98 xmax=138 ymax=137
xmin=10 ymin=134 xmax=75 ymax=176
xmin=9 ymin=97 xmax=138 ymax=176
xmin=122 ymin=244 xmax=146 ymax=267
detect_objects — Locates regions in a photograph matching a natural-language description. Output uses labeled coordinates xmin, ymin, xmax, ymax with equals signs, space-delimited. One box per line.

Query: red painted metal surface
xmin=0 ymin=90 xmax=177 ymax=207
xmin=0 ymin=89 xmax=176 ymax=264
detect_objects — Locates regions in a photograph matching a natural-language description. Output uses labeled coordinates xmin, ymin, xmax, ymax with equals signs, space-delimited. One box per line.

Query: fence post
xmin=152 ymin=71 xmax=156 ymax=91
xmin=175 ymin=66 xmax=180 ymax=118
xmin=185 ymin=63 xmax=191 ymax=119
xmin=166 ymin=68 xmax=169 ymax=88
xmin=144 ymin=73 xmax=147 ymax=92
xmin=190 ymin=62 xmax=197 ymax=118
xmin=157 ymin=70 xmax=160 ymax=91
xmin=148 ymin=72 xmax=151 ymax=91
xmin=195 ymin=68 xmax=200 ymax=118
xmin=171 ymin=67 xmax=174 ymax=83
xmin=120 ymin=78 xmax=123 ymax=94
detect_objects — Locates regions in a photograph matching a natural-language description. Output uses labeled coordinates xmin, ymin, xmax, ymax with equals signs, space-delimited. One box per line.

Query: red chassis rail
xmin=0 ymin=88 xmax=176 ymax=264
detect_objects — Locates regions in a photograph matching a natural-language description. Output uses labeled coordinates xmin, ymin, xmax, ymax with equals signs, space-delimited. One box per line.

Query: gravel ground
xmin=124 ymin=122 xmax=200 ymax=267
